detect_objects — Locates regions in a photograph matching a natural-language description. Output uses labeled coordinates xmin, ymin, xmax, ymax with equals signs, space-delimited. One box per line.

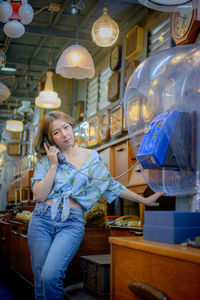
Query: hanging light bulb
xmin=0 ymin=144 xmax=7 ymax=152
xmin=91 ymin=6 xmax=119 ymax=47
xmin=35 ymin=71 xmax=61 ymax=109
xmin=56 ymin=45 xmax=95 ymax=79
xmin=6 ymin=120 xmax=24 ymax=132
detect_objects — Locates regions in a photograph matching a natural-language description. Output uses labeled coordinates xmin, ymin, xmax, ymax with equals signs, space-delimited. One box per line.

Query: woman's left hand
xmin=142 ymin=192 xmax=163 ymax=206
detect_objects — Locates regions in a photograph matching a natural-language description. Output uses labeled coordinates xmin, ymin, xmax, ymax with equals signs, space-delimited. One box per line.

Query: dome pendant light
xmin=91 ymin=5 xmax=119 ymax=47
xmin=35 ymin=71 xmax=61 ymax=109
xmin=56 ymin=11 xmax=95 ymax=79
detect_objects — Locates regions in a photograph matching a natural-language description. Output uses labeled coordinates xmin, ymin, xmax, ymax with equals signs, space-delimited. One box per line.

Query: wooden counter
xmin=109 ymin=236 xmax=200 ymax=300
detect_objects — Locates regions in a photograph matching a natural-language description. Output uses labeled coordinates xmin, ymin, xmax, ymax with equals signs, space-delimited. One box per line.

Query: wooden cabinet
xmin=9 ymin=221 xmax=34 ymax=284
xmin=109 ymin=236 xmax=200 ymax=300
xmin=99 ymin=147 xmax=114 ymax=176
xmin=0 ymin=220 xmax=10 ymax=259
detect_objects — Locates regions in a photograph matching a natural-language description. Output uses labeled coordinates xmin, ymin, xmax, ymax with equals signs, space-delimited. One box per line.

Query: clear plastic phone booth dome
xmin=124 ymin=45 xmax=200 ymax=243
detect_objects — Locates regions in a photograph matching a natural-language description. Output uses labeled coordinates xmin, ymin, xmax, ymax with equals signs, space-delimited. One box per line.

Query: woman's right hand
xmin=44 ymin=143 xmax=60 ymax=168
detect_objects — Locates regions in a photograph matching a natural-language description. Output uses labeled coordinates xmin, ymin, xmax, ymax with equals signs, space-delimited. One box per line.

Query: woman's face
xmin=51 ymin=118 xmax=74 ymax=150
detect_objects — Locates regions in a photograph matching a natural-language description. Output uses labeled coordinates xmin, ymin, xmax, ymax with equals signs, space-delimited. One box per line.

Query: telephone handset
xmin=43 ymin=138 xmax=138 ymax=181
xmin=44 ymin=138 xmax=66 ymax=164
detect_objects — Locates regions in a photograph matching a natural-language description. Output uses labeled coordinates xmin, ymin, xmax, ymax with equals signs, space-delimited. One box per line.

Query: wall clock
xmin=74 ymin=125 xmax=80 ymax=147
xmin=110 ymin=104 xmax=124 ymax=138
xmin=88 ymin=116 xmax=101 ymax=147
xmin=171 ymin=7 xmax=200 ymax=45
xmin=110 ymin=45 xmax=122 ymax=71
xmin=100 ymin=109 xmax=111 ymax=141
xmin=79 ymin=121 xmax=89 ymax=148
xmin=125 ymin=60 xmax=140 ymax=86
xmin=108 ymin=71 xmax=120 ymax=102
xmin=125 ymin=25 xmax=144 ymax=60
xmin=127 ymin=96 xmax=140 ymax=127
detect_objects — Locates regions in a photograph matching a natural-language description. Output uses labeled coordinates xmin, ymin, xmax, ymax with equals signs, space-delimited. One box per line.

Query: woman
xmin=28 ymin=110 xmax=162 ymax=300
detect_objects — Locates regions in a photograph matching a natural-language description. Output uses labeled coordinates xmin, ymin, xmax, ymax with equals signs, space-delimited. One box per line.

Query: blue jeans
xmin=27 ymin=202 xmax=85 ymax=300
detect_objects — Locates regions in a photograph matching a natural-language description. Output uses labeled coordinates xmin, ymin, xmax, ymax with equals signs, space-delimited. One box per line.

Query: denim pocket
xmin=32 ymin=202 xmax=49 ymax=217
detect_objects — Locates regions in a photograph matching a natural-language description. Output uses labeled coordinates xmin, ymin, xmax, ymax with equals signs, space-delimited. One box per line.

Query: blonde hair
xmin=33 ymin=110 xmax=75 ymax=158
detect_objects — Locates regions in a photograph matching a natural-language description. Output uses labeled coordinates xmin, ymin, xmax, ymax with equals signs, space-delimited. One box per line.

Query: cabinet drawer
xmin=111 ymin=244 xmax=200 ymax=300
xmin=99 ymin=147 xmax=114 ymax=176
xmin=113 ymin=141 xmax=129 ymax=186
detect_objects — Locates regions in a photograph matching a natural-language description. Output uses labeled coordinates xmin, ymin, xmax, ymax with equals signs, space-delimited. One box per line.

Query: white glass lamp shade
xmin=35 ymin=71 xmax=61 ymax=109
xmin=91 ymin=7 xmax=119 ymax=47
xmin=18 ymin=3 xmax=34 ymax=25
xmin=0 ymin=82 xmax=11 ymax=103
xmin=35 ymin=91 xmax=61 ymax=109
xmin=6 ymin=120 xmax=24 ymax=132
xmin=0 ymin=50 xmax=6 ymax=70
xmin=0 ymin=144 xmax=7 ymax=152
xmin=0 ymin=1 xmax=12 ymax=23
xmin=3 ymin=20 xmax=25 ymax=38
xmin=56 ymin=45 xmax=95 ymax=79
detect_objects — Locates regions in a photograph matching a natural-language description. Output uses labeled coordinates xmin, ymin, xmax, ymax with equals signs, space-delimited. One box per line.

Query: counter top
xmin=109 ymin=236 xmax=200 ymax=264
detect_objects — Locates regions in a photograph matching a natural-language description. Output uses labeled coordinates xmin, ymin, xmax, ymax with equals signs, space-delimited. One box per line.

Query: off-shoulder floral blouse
xmin=31 ymin=150 xmax=126 ymax=221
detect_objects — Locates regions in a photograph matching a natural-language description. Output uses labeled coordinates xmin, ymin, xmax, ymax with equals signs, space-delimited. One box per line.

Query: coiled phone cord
xmin=58 ymin=152 xmax=140 ymax=181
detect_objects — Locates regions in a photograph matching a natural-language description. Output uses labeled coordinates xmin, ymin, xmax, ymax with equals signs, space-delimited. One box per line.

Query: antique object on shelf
xmin=125 ymin=25 xmax=144 ymax=60
xmin=170 ymin=7 xmax=200 ymax=45
xmin=74 ymin=101 xmax=85 ymax=122
xmin=110 ymin=45 xmax=122 ymax=71
xmin=126 ymin=96 xmax=140 ymax=127
xmin=88 ymin=116 xmax=101 ymax=147
xmin=125 ymin=60 xmax=140 ymax=86
xmin=100 ymin=109 xmax=111 ymax=141
xmin=81 ymin=254 xmax=110 ymax=299
xmin=110 ymin=104 xmax=123 ymax=137
xmin=6 ymin=131 xmax=22 ymax=142
xmin=7 ymin=143 xmax=21 ymax=156
xmin=79 ymin=121 xmax=89 ymax=148
xmin=74 ymin=125 xmax=80 ymax=147
xmin=108 ymin=71 xmax=120 ymax=102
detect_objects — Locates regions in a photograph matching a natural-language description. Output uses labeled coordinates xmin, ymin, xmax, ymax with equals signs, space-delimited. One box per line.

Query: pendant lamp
xmin=35 ymin=71 xmax=61 ymax=109
xmin=91 ymin=6 xmax=119 ymax=47
xmin=0 ymin=0 xmax=34 ymax=39
xmin=56 ymin=12 xmax=95 ymax=79
xmin=6 ymin=120 xmax=23 ymax=132
xmin=0 ymin=82 xmax=11 ymax=103
xmin=56 ymin=45 xmax=95 ymax=79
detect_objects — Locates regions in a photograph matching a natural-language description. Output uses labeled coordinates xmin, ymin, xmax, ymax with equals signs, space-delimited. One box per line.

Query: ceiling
xmin=0 ymin=0 xmax=145 ymax=134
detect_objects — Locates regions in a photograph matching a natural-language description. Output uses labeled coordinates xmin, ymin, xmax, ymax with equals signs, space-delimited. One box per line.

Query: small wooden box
xmin=81 ymin=254 xmax=110 ymax=299
xmin=7 ymin=143 xmax=21 ymax=156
